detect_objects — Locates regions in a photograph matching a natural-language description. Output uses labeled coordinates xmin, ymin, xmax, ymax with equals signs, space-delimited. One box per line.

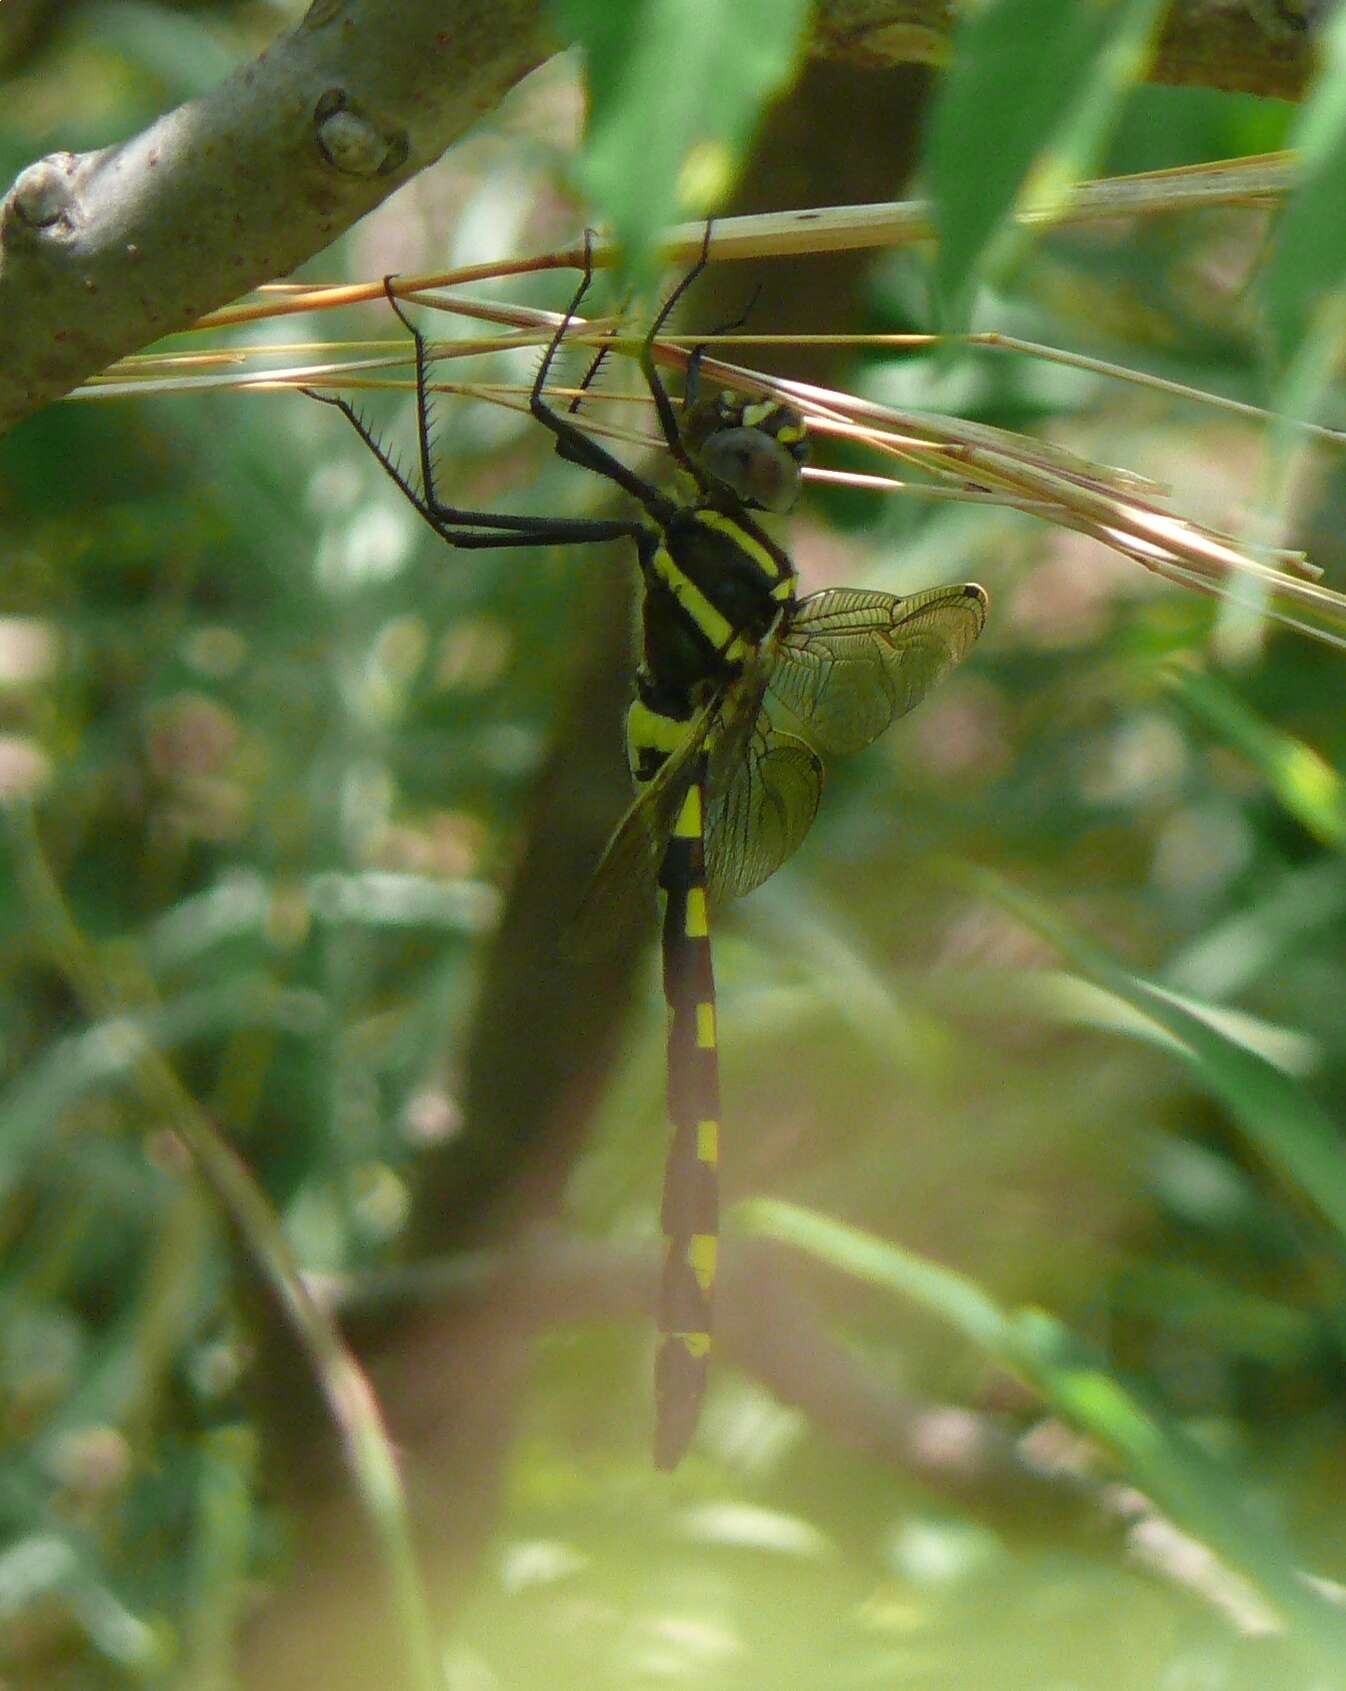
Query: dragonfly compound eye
xmin=697 ymin=426 xmax=803 ymax=514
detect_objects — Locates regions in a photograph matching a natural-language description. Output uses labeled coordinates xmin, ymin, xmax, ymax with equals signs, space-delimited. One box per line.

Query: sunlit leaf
xmin=1171 ymin=667 xmax=1346 ymax=851
xmin=549 ymin=0 xmax=810 ymax=278
xmin=1264 ymin=5 xmax=1346 ymax=369
xmin=926 ymin=0 xmax=1169 ymax=324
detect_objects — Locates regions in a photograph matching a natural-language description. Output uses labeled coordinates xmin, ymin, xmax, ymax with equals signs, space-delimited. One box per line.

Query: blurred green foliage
xmin=2 ymin=6 xmax=1346 ymax=1691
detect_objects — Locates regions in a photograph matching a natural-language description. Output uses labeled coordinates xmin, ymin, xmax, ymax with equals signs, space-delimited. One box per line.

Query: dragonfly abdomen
xmin=653 ymin=762 xmax=721 ymax=1470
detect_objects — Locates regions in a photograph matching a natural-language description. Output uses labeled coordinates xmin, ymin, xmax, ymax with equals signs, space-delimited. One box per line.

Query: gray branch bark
xmin=814 ymin=0 xmax=1316 ymax=98
xmin=0 ymin=0 xmax=555 ymax=436
xmin=0 ymin=0 xmax=1314 ymax=440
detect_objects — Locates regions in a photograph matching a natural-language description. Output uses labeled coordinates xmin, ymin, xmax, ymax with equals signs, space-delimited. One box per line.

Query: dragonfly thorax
xmin=637 ymin=504 xmax=795 ymax=719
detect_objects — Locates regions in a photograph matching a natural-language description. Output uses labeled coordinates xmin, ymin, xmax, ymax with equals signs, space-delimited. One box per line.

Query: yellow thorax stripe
xmin=651 ymin=543 xmax=746 ymax=661
xmin=684 ymin=886 xmax=708 ymax=938
xmin=693 ymin=508 xmax=782 ymax=583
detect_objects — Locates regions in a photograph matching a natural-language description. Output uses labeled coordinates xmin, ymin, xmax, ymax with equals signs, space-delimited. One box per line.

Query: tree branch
xmin=812 ymin=0 xmax=1316 ymax=99
xmin=0 ymin=0 xmax=554 ymax=435
xmin=0 ymin=0 xmax=1313 ymax=437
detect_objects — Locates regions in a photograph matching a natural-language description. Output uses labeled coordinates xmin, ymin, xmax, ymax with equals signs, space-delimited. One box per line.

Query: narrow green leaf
xmin=1264 ymin=5 xmax=1346 ymax=370
xmin=0 ymin=981 xmax=325 ymax=1204
xmin=926 ymin=0 xmax=1167 ymax=325
xmin=549 ymin=0 xmax=810 ymax=279
xmin=739 ymin=1195 xmax=1012 ymax=1354
xmin=743 ymin=1199 xmax=1346 ymax=1662
xmin=1172 ymin=667 xmax=1346 ymax=851
xmin=966 ymin=868 xmax=1346 ymax=1251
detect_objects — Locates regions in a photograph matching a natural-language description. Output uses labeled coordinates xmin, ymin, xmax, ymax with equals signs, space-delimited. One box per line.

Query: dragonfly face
xmin=309 ymin=229 xmax=987 ymax=1471
xmin=682 ymin=392 xmax=809 ymax=514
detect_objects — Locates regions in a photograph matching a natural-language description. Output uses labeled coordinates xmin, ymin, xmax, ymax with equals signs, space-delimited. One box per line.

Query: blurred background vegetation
xmin=3 ymin=3 xmax=1345 ymax=1689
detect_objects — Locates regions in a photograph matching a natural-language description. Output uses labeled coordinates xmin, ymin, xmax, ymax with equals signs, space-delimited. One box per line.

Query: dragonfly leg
xmin=640 ymin=221 xmax=715 ymax=490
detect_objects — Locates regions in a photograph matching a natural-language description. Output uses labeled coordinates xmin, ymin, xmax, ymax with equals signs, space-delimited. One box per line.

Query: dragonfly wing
xmin=769 ymin=583 xmax=987 ymax=757
xmin=706 ymin=718 xmax=823 ymax=900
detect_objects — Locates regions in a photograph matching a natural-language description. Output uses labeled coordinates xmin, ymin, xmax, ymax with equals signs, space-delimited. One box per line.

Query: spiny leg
xmin=654 ymin=756 xmax=721 ymax=1469
xmin=305 ymin=279 xmax=644 ymax=551
xmin=639 ymin=220 xmax=716 ymax=488
xmin=381 ymin=276 xmax=464 ymax=530
xmin=525 ymin=234 xmax=677 ymax=522
xmin=683 ymin=279 xmax=764 ymax=409
xmin=381 ymin=276 xmax=644 ymax=545
xmin=565 ymin=281 xmax=631 ymax=418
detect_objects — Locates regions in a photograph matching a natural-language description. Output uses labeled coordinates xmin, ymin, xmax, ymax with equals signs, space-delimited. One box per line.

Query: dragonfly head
xmin=683 ymin=392 xmax=809 ymax=514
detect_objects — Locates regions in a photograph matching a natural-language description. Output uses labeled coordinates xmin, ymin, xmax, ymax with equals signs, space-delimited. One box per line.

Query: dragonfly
xmin=308 ymin=232 xmax=988 ymax=1468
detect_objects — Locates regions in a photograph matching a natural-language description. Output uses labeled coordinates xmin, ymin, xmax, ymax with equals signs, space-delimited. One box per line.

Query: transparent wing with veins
xmin=769 ymin=583 xmax=988 ymax=756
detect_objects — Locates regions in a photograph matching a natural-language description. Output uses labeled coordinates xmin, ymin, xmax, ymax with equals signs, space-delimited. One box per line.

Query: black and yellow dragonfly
xmin=309 ymin=238 xmax=987 ymax=1469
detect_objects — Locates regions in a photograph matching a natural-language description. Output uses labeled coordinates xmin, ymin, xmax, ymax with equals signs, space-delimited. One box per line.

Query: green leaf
xmin=1171 ymin=667 xmax=1346 ymax=851
xmin=965 ymin=868 xmax=1346 ymax=1252
xmin=926 ymin=0 xmax=1168 ymax=326
xmin=1264 ymin=5 xmax=1346 ymax=370
xmin=549 ymin=0 xmax=810 ymax=279
xmin=742 ymin=1198 xmax=1346 ymax=1663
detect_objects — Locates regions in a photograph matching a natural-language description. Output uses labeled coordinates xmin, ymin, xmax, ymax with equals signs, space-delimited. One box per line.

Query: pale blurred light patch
xmin=374 ymin=614 xmax=430 ymax=686
xmin=188 ymin=1337 xmax=248 ymax=1401
xmin=443 ymin=1639 xmax=501 ymax=1691
xmin=44 ymin=1426 xmax=132 ymax=1503
xmin=307 ymin=457 xmax=364 ymax=518
xmin=701 ymin=1375 xmax=806 ymax=1473
xmin=453 ymin=166 xmax=538 ymax=273
xmin=497 ymin=1538 xmax=591 ymax=1594
xmin=348 ymin=1161 xmax=410 ymax=1243
xmin=479 ymin=720 xmax=545 ymax=778
xmin=374 ymin=811 xmax=491 ymax=882
xmin=339 ymin=759 xmax=394 ymax=856
xmin=1079 ymin=714 xmax=1188 ymax=808
xmin=907 ymin=676 xmax=1010 ymax=779
xmin=676 ymin=1502 xmax=834 ymax=1561
xmin=882 ymin=1515 xmax=1002 ymax=1588
xmin=313 ymin=494 xmax=418 ymax=594
xmin=436 ymin=616 xmax=514 ymax=693
xmin=0 ymin=617 xmax=58 ymax=685
xmin=0 ymin=1534 xmax=77 ymax=1615
xmin=1009 ymin=536 xmax=1142 ymax=648
xmin=1151 ymin=801 xmax=1253 ymax=904
xmin=181 ymin=623 xmax=247 ymax=679
xmin=402 ymin=1086 xmax=464 ymax=1147
xmin=1147 ymin=1138 xmax=1260 ymax=1233
xmin=622 ymin=1612 xmax=743 ymax=1681
xmin=0 ymin=735 xmax=50 ymax=798
xmin=345 ymin=502 xmax=417 ymax=587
